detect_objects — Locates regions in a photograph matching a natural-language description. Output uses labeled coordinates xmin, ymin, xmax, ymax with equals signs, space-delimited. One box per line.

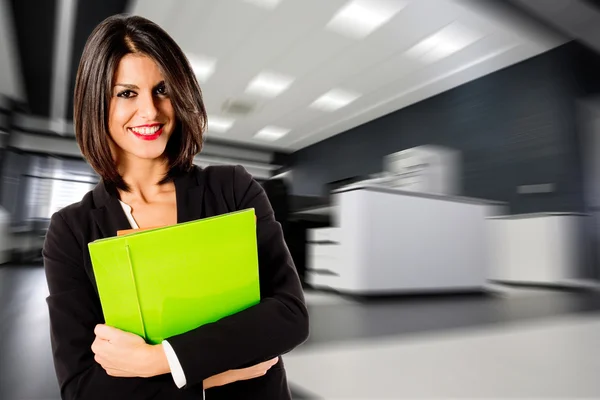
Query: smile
xmin=128 ymin=124 xmax=164 ymax=141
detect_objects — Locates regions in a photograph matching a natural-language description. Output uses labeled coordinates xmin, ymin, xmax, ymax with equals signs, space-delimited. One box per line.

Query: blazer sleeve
xmin=43 ymin=212 xmax=173 ymax=399
xmin=166 ymin=165 xmax=310 ymax=387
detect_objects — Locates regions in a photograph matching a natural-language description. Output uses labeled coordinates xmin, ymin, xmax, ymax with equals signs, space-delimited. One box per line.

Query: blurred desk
xmin=306 ymin=184 xmax=506 ymax=295
xmin=488 ymin=212 xmax=588 ymax=286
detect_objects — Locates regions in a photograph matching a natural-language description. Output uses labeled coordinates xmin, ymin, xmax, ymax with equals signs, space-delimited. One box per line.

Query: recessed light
xmin=405 ymin=22 xmax=482 ymax=63
xmin=246 ymin=71 xmax=294 ymax=98
xmin=187 ymin=54 xmax=217 ymax=83
xmin=326 ymin=0 xmax=407 ymax=39
xmin=246 ymin=71 xmax=295 ymax=98
xmin=243 ymin=0 xmax=282 ymax=9
xmin=254 ymin=126 xmax=290 ymax=141
xmin=310 ymin=89 xmax=361 ymax=112
xmin=207 ymin=116 xmax=235 ymax=133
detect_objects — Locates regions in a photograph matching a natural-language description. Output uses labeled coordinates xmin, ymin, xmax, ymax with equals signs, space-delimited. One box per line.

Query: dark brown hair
xmin=74 ymin=14 xmax=206 ymax=191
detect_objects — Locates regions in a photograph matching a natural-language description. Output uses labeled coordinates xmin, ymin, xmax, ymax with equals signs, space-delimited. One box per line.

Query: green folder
xmin=88 ymin=208 xmax=260 ymax=345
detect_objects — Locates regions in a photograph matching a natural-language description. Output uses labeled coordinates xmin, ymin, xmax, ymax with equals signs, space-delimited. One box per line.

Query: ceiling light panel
xmin=207 ymin=116 xmax=235 ymax=133
xmin=254 ymin=126 xmax=290 ymax=141
xmin=405 ymin=22 xmax=483 ymax=63
xmin=187 ymin=54 xmax=217 ymax=83
xmin=326 ymin=0 xmax=407 ymax=39
xmin=310 ymin=89 xmax=361 ymax=112
xmin=242 ymin=0 xmax=282 ymax=10
xmin=245 ymin=71 xmax=295 ymax=98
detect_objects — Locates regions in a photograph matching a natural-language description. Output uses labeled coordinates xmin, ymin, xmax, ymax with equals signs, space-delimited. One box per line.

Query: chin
xmin=133 ymin=149 xmax=168 ymax=160
xmin=123 ymin=142 xmax=167 ymax=160
xmin=130 ymin=136 xmax=171 ymax=159
xmin=135 ymin=153 xmax=165 ymax=161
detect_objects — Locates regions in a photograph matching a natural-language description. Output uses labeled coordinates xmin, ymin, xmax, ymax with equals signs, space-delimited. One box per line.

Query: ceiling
xmin=3 ymin=0 xmax=567 ymax=152
xmin=506 ymin=0 xmax=600 ymax=54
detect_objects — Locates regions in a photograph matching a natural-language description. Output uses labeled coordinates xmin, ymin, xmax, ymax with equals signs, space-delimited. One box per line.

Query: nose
xmin=137 ymin=92 xmax=159 ymax=120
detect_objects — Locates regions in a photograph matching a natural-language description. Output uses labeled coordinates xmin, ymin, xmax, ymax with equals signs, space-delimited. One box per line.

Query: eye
xmin=117 ymin=90 xmax=136 ymax=99
xmin=155 ymin=84 xmax=168 ymax=96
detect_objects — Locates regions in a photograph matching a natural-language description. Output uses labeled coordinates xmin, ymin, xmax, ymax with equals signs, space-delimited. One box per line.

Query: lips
xmin=128 ymin=124 xmax=164 ymax=141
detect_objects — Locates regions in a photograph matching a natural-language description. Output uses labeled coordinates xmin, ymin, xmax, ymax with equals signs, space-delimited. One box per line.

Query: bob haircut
xmin=74 ymin=14 xmax=206 ymax=191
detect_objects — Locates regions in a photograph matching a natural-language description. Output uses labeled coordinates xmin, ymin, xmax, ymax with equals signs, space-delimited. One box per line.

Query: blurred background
xmin=3 ymin=0 xmax=600 ymax=399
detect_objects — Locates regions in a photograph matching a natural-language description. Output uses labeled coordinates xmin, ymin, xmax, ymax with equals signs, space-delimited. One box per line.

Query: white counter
xmin=487 ymin=213 xmax=588 ymax=285
xmin=306 ymin=185 xmax=505 ymax=294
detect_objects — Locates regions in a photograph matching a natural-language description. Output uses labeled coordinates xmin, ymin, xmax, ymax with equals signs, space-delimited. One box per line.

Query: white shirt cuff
xmin=162 ymin=340 xmax=187 ymax=389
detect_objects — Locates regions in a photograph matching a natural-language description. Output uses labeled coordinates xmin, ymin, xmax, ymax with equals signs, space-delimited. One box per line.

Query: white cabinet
xmin=306 ymin=186 xmax=504 ymax=294
xmin=488 ymin=213 xmax=587 ymax=285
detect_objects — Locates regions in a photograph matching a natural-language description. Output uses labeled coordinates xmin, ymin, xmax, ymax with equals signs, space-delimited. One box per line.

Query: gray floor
xmin=302 ymin=288 xmax=600 ymax=346
xmin=2 ymin=265 xmax=600 ymax=399
xmin=286 ymin=313 xmax=600 ymax=398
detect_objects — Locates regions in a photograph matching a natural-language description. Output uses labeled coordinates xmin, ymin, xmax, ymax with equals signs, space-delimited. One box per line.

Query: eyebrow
xmin=114 ymin=83 xmax=138 ymax=90
xmin=114 ymin=81 xmax=165 ymax=90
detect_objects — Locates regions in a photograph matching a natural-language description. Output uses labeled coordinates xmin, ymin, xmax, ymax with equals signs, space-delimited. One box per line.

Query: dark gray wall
xmin=289 ymin=42 xmax=600 ymax=214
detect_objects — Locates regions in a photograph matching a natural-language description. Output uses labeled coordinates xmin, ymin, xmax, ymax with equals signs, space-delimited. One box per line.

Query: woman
xmin=43 ymin=14 xmax=309 ymax=400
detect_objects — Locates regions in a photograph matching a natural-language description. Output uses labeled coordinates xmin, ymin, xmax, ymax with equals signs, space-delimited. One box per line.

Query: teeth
xmin=130 ymin=125 xmax=161 ymax=135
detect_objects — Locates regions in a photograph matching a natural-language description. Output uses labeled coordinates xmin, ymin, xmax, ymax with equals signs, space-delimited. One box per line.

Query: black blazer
xmin=43 ymin=165 xmax=309 ymax=400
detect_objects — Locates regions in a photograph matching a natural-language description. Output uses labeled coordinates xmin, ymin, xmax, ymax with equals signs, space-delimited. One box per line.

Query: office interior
xmin=3 ymin=0 xmax=600 ymax=398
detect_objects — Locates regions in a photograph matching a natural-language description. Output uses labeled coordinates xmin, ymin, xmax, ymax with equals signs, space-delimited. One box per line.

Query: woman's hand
xmin=203 ymin=357 xmax=279 ymax=389
xmin=92 ymin=324 xmax=170 ymax=378
xmin=92 ymin=323 xmax=279 ymax=387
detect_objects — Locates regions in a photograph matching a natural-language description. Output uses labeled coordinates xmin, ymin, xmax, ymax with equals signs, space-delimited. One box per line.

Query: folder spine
xmin=124 ymin=244 xmax=147 ymax=340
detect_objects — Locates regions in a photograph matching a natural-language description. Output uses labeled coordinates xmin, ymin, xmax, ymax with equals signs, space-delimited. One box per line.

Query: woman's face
xmin=108 ymin=53 xmax=176 ymax=163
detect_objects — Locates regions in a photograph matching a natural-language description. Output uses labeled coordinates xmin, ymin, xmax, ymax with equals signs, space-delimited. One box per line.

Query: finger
xmin=258 ymin=358 xmax=278 ymax=369
xmin=91 ymin=338 xmax=110 ymax=355
xmin=107 ymin=365 xmax=139 ymax=378
xmin=94 ymin=354 xmax=113 ymax=369
xmin=247 ymin=360 xmax=275 ymax=374
xmin=94 ymin=324 xmax=119 ymax=340
xmin=235 ymin=358 xmax=278 ymax=377
xmin=98 ymin=359 xmax=131 ymax=377
xmin=261 ymin=359 xmax=278 ymax=373
xmin=105 ymin=369 xmax=119 ymax=377
xmin=106 ymin=368 xmax=130 ymax=377
xmin=247 ymin=364 xmax=272 ymax=376
xmin=256 ymin=358 xmax=277 ymax=368
xmin=242 ymin=371 xmax=267 ymax=380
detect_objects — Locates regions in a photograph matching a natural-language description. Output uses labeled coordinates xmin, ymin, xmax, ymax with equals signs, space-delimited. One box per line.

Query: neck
xmin=118 ymin=156 xmax=171 ymax=200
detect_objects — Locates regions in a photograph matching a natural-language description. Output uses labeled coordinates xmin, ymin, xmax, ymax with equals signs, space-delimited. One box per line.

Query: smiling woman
xmin=43 ymin=14 xmax=309 ymax=400
xmin=109 ymin=57 xmax=175 ymax=158
xmin=73 ymin=15 xmax=205 ymax=192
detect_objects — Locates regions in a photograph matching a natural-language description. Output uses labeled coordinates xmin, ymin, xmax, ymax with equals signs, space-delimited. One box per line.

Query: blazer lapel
xmin=175 ymin=166 xmax=205 ymax=223
xmin=91 ymin=182 xmax=133 ymax=238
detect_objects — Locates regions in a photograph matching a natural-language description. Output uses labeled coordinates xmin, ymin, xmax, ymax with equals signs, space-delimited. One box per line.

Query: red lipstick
xmin=128 ymin=124 xmax=164 ymax=141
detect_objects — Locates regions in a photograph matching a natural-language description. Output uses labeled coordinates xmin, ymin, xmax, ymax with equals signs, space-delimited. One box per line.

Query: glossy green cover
xmin=88 ymin=209 xmax=260 ymax=344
